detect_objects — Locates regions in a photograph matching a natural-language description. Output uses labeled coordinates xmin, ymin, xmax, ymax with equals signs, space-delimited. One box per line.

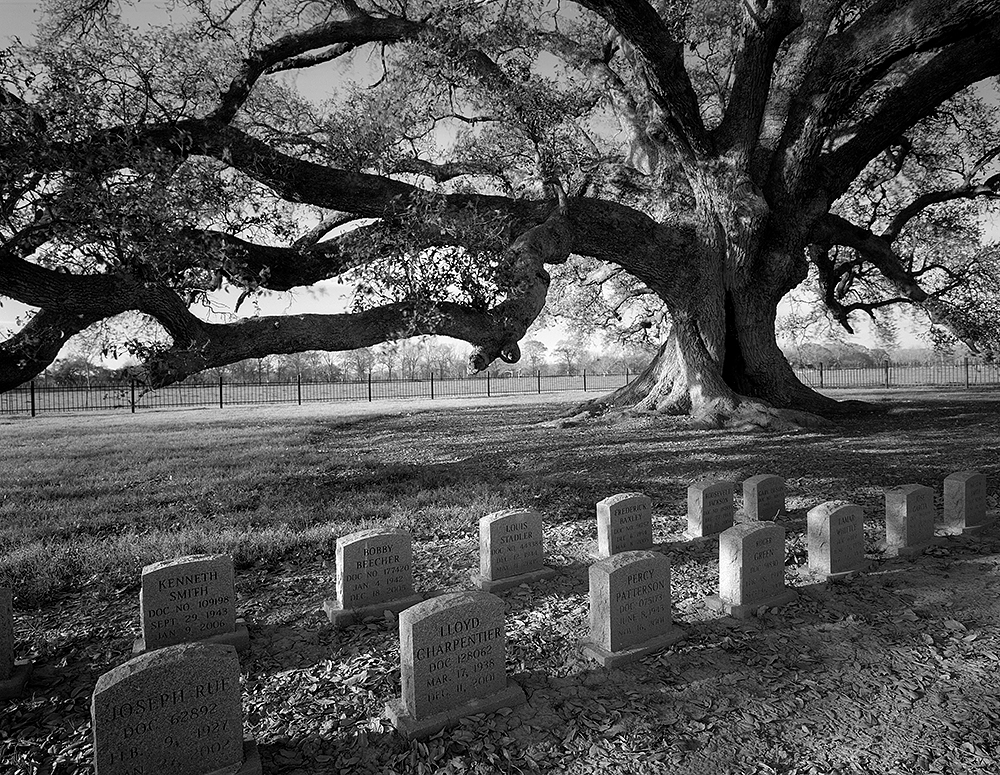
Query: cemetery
xmin=2 ymin=389 xmax=1000 ymax=774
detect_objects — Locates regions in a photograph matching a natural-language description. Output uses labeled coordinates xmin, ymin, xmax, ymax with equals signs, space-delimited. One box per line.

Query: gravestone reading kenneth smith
xmin=135 ymin=554 xmax=248 ymax=656
xmin=470 ymin=509 xmax=557 ymax=592
xmin=385 ymin=590 xmax=525 ymax=739
xmin=594 ymin=493 xmax=654 ymax=557
xmin=685 ymin=480 xmax=735 ymax=539
xmin=885 ymin=483 xmax=936 ymax=557
xmin=324 ymin=528 xmax=423 ymax=627
xmin=806 ymin=501 xmax=866 ymax=579
xmin=743 ymin=475 xmax=785 ymax=521
xmin=706 ymin=523 xmax=795 ymax=619
xmin=1 ymin=587 xmax=33 ymax=699
xmin=944 ymin=471 xmax=991 ymax=535
xmin=91 ymin=642 xmax=260 ymax=775
xmin=578 ymin=550 xmax=684 ymax=668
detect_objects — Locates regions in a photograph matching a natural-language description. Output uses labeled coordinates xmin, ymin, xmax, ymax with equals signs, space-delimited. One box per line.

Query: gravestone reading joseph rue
xmin=806 ymin=501 xmax=866 ymax=579
xmin=91 ymin=642 xmax=260 ymax=775
xmin=685 ymin=480 xmax=735 ymax=539
xmin=135 ymin=554 xmax=248 ymax=655
xmin=385 ymin=590 xmax=525 ymax=739
xmin=885 ymin=484 xmax=936 ymax=557
xmin=324 ymin=528 xmax=423 ymax=627
xmin=706 ymin=523 xmax=795 ymax=618
xmin=578 ymin=550 xmax=685 ymax=668
xmin=594 ymin=493 xmax=654 ymax=557
xmin=1 ymin=587 xmax=33 ymax=699
xmin=944 ymin=471 xmax=991 ymax=535
xmin=743 ymin=475 xmax=785 ymax=521
xmin=470 ymin=509 xmax=557 ymax=592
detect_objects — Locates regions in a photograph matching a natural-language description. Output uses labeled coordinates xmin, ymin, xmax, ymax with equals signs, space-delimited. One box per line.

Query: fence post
xmin=30 ymin=379 xmax=36 ymax=417
xmin=819 ymin=362 xmax=824 ymax=389
xmin=219 ymin=374 xmax=224 ymax=409
xmin=625 ymin=367 xmax=629 ymax=384
xmin=297 ymin=372 xmax=302 ymax=405
xmin=130 ymin=379 xmax=136 ymax=414
xmin=430 ymin=372 xmax=435 ymax=400
xmin=537 ymin=370 xmax=541 ymax=394
xmin=583 ymin=370 xmax=587 ymax=392
xmin=368 ymin=371 xmax=373 ymax=402
xmin=487 ymin=371 xmax=491 ymax=397
xmin=965 ymin=357 xmax=970 ymax=389
xmin=884 ymin=360 xmax=891 ymax=389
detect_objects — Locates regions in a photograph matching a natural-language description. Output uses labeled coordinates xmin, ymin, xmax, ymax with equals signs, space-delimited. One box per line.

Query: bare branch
xmin=882 ymin=183 xmax=1000 ymax=243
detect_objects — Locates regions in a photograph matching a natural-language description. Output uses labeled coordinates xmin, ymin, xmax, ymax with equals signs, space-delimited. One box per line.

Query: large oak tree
xmin=2 ymin=0 xmax=1000 ymax=427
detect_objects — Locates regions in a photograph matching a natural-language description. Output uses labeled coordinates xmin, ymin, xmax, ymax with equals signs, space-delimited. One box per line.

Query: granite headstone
xmin=706 ymin=523 xmax=795 ymax=618
xmin=742 ymin=475 xmax=785 ymax=521
xmin=806 ymin=501 xmax=866 ymax=578
xmin=685 ymin=480 xmax=735 ymax=538
xmin=595 ymin=493 xmax=654 ymax=557
xmin=470 ymin=509 xmax=557 ymax=592
xmin=0 ymin=587 xmax=33 ymax=699
xmin=944 ymin=471 xmax=991 ymax=535
xmin=885 ymin=484 xmax=935 ymax=556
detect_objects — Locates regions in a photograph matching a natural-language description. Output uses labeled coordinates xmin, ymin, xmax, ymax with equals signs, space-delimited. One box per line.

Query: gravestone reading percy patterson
xmin=743 ymin=475 xmax=785 ymax=521
xmin=578 ymin=550 xmax=684 ymax=668
xmin=385 ymin=590 xmax=525 ymax=739
xmin=885 ymin=484 xmax=936 ymax=557
xmin=594 ymin=493 xmax=654 ymax=557
xmin=944 ymin=471 xmax=991 ymax=535
xmin=135 ymin=554 xmax=249 ymax=656
xmin=470 ymin=509 xmax=557 ymax=592
xmin=324 ymin=528 xmax=423 ymax=627
xmin=91 ymin=642 xmax=260 ymax=775
xmin=706 ymin=523 xmax=795 ymax=619
xmin=806 ymin=501 xmax=866 ymax=579
xmin=1 ymin=587 xmax=33 ymax=699
xmin=685 ymin=480 xmax=735 ymax=539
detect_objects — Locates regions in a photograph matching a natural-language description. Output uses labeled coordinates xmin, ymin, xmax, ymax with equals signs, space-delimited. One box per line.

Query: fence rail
xmin=2 ymin=360 xmax=997 ymax=417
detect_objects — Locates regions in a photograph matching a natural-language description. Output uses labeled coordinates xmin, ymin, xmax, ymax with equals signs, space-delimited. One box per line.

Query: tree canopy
xmin=2 ymin=0 xmax=999 ymax=426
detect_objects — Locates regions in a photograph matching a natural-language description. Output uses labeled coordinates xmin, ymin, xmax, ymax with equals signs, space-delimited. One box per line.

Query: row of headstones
xmin=1 ymin=470 xmax=991 ymax=771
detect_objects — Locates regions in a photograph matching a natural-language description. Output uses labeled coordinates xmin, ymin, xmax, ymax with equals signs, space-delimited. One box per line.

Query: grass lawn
xmin=2 ymin=389 xmax=1000 ymax=774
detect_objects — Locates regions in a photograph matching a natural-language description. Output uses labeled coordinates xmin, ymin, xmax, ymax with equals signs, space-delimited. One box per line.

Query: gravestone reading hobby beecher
xmin=685 ymin=480 xmax=735 ymax=539
xmin=385 ymin=590 xmax=525 ymax=739
xmin=806 ymin=501 xmax=866 ymax=579
xmin=742 ymin=475 xmax=785 ymax=521
xmin=885 ymin=484 xmax=936 ymax=557
xmin=944 ymin=471 xmax=992 ymax=535
xmin=706 ymin=523 xmax=795 ymax=619
xmin=324 ymin=528 xmax=422 ymax=627
xmin=134 ymin=554 xmax=248 ymax=656
xmin=470 ymin=509 xmax=557 ymax=592
xmin=91 ymin=642 xmax=260 ymax=775
xmin=578 ymin=550 xmax=684 ymax=668
xmin=594 ymin=493 xmax=654 ymax=557
xmin=0 ymin=587 xmax=33 ymax=699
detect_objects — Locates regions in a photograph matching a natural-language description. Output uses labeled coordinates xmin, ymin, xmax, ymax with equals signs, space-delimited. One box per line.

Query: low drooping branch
xmin=881 ymin=182 xmax=1000 ymax=242
xmin=0 ymin=307 xmax=105 ymax=391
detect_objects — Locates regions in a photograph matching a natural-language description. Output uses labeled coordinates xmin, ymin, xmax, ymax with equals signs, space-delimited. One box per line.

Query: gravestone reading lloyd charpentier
xmin=91 ymin=642 xmax=260 ymax=775
xmin=385 ymin=590 xmax=525 ymax=739
xmin=944 ymin=471 xmax=992 ymax=535
xmin=1 ymin=587 xmax=33 ymax=699
xmin=578 ymin=550 xmax=684 ymax=668
xmin=685 ymin=480 xmax=735 ymax=539
xmin=885 ymin=484 xmax=936 ymax=557
xmin=324 ymin=528 xmax=423 ymax=627
xmin=470 ymin=509 xmax=557 ymax=592
xmin=743 ymin=475 xmax=785 ymax=521
xmin=594 ymin=493 xmax=654 ymax=558
xmin=806 ymin=501 xmax=866 ymax=579
xmin=706 ymin=522 xmax=795 ymax=619
xmin=134 ymin=554 xmax=249 ymax=656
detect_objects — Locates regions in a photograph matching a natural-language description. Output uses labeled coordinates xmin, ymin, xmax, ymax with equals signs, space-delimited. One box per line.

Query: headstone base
xmin=942 ymin=516 xmax=995 ymax=536
xmin=578 ymin=626 xmax=685 ymax=668
xmin=205 ymin=739 xmax=262 ymax=775
xmin=883 ymin=540 xmax=937 ymax=558
xmin=384 ymin=679 xmax=526 ymax=739
xmin=132 ymin=620 xmax=250 ymax=656
xmin=469 ymin=567 xmax=557 ymax=593
xmin=705 ymin=588 xmax=797 ymax=620
xmin=0 ymin=659 xmax=33 ymax=699
xmin=323 ymin=594 xmax=424 ymax=628
xmin=798 ymin=562 xmax=868 ymax=583
xmin=681 ymin=530 xmax=722 ymax=543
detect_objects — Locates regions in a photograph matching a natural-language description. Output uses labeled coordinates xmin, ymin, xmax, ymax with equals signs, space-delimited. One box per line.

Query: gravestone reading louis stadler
xmin=470 ymin=508 xmax=557 ymax=592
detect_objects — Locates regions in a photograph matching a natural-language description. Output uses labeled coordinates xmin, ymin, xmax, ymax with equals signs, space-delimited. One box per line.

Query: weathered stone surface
xmin=807 ymin=501 xmax=866 ymax=577
xmin=137 ymin=555 xmax=247 ymax=655
xmin=470 ymin=509 xmax=556 ymax=592
xmin=91 ymin=642 xmax=260 ymax=775
xmin=595 ymin=493 xmax=653 ymax=557
xmin=686 ymin=480 xmax=735 ymax=538
xmin=385 ymin=591 xmax=524 ymax=738
xmin=579 ymin=551 xmax=684 ymax=667
xmin=944 ymin=471 xmax=991 ymax=534
xmin=0 ymin=587 xmax=33 ymax=699
xmin=707 ymin=523 xmax=795 ymax=619
xmin=743 ymin=475 xmax=785 ymax=521
xmin=885 ymin=484 xmax=935 ymax=556
xmin=324 ymin=528 xmax=422 ymax=627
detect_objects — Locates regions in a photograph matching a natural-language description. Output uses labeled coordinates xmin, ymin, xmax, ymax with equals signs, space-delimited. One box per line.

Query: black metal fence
xmin=792 ymin=359 xmax=1000 ymax=390
xmin=0 ymin=371 xmax=632 ymax=417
